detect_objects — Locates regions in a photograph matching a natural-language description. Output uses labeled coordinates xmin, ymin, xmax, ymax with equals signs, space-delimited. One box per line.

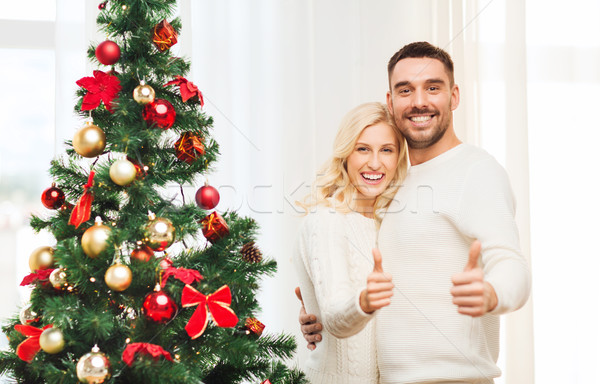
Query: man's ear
xmin=451 ymin=84 xmax=460 ymax=111
xmin=386 ymin=91 xmax=393 ymax=113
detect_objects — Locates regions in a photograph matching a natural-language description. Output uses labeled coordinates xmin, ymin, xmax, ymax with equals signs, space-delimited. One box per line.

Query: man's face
xmin=386 ymin=58 xmax=459 ymax=150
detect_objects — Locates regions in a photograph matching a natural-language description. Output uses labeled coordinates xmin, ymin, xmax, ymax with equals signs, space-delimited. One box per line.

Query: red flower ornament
xmin=161 ymin=267 xmax=203 ymax=288
xmin=76 ymin=70 xmax=121 ymax=113
xmin=20 ymin=269 xmax=54 ymax=286
xmin=122 ymin=342 xmax=173 ymax=366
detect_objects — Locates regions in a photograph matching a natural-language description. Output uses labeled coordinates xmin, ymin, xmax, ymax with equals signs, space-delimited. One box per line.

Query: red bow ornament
xmin=14 ymin=324 xmax=53 ymax=363
xmin=69 ymin=171 xmax=95 ymax=228
xmin=122 ymin=342 xmax=173 ymax=366
xmin=181 ymin=284 xmax=238 ymax=339
xmin=164 ymin=76 xmax=204 ymax=105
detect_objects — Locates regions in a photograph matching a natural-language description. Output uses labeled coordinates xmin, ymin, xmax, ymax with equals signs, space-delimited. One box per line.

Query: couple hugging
xmin=293 ymin=41 xmax=531 ymax=384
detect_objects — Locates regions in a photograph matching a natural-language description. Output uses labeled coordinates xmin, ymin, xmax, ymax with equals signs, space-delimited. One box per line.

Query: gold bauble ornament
xmin=29 ymin=246 xmax=54 ymax=272
xmin=109 ymin=159 xmax=137 ymax=186
xmin=104 ymin=263 xmax=132 ymax=291
xmin=133 ymin=82 xmax=155 ymax=105
xmin=49 ymin=268 xmax=68 ymax=290
xmin=76 ymin=346 xmax=111 ymax=383
xmin=73 ymin=122 xmax=106 ymax=158
xmin=39 ymin=327 xmax=65 ymax=354
xmin=143 ymin=214 xmax=175 ymax=252
xmin=82 ymin=220 xmax=112 ymax=258
xmin=19 ymin=304 xmax=39 ymax=325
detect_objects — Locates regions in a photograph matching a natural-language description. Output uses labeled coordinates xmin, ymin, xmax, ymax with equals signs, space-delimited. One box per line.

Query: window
xmin=0 ymin=3 xmax=56 ymax=358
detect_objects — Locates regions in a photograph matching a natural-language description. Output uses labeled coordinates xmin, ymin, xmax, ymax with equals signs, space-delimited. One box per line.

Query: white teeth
xmin=362 ymin=173 xmax=383 ymax=180
xmin=410 ymin=116 xmax=432 ymax=122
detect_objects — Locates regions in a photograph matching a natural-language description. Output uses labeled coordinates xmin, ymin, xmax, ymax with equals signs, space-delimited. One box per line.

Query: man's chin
xmin=405 ymin=139 xmax=433 ymax=149
xmin=403 ymin=127 xmax=447 ymax=150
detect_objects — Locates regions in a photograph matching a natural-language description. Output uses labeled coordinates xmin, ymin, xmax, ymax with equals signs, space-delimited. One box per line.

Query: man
xmin=297 ymin=42 xmax=531 ymax=383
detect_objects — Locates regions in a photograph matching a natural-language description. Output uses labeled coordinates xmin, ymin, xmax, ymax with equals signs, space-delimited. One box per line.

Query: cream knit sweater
xmin=293 ymin=206 xmax=379 ymax=384
xmin=377 ymin=144 xmax=531 ymax=384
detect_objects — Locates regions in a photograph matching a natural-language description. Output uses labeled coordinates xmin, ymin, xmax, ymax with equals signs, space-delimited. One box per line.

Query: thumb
xmin=295 ymin=286 xmax=304 ymax=304
xmin=372 ymin=248 xmax=384 ymax=273
xmin=464 ymin=240 xmax=481 ymax=271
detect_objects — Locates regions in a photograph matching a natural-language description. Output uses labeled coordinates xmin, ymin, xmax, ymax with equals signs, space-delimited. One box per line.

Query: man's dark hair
xmin=387 ymin=42 xmax=455 ymax=87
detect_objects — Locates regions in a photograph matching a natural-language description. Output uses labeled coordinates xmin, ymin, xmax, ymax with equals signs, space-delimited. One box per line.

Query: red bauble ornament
xmin=142 ymin=289 xmax=177 ymax=323
xmin=195 ymin=185 xmax=220 ymax=210
xmin=95 ymin=40 xmax=121 ymax=65
xmin=126 ymin=156 xmax=146 ymax=179
xmin=98 ymin=1 xmax=107 ymax=10
xmin=159 ymin=256 xmax=173 ymax=270
xmin=143 ymin=99 xmax=176 ymax=129
xmin=131 ymin=244 xmax=154 ymax=262
xmin=41 ymin=185 xmax=65 ymax=209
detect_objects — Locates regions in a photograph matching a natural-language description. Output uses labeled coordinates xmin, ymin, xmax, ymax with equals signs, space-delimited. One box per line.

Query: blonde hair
xmin=297 ymin=102 xmax=408 ymax=223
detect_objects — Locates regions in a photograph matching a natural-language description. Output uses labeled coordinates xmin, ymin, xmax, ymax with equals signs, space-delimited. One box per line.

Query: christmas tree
xmin=0 ymin=1 xmax=306 ymax=383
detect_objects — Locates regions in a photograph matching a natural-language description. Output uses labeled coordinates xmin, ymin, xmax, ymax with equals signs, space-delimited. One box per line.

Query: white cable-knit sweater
xmin=377 ymin=144 xmax=531 ymax=384
xmin=293 ymin=206 xmax=379 ymax=384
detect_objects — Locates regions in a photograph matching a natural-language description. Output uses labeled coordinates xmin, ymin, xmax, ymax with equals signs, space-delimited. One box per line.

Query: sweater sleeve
xmin=300 ymin=210 xmax=374 ymax=338
xmin=457 ymin=157 xmax=531 ymax=315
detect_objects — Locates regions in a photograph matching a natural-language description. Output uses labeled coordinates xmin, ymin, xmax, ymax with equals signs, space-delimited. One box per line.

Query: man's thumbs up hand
xmin=360 ymin=248 xmax=394 ymax=314
xmin=372 ymin=247 xmax=384 ymax=273
xmin=464 ymin=240 xmax=481 ymax=271
xmin=451 ymin=240 xmax=498 ymax=317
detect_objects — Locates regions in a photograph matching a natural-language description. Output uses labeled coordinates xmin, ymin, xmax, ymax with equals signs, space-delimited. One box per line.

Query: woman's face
xmin=346 ymin=122 xmax=400 ymax=210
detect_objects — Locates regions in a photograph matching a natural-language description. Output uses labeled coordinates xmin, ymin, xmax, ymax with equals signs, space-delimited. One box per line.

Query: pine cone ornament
xmin=241 ymin=242 xmax=262 ymax=263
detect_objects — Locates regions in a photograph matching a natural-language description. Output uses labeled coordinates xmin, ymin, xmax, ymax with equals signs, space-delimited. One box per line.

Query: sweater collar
xmin=408 ymin=143 xmax=468 ymax=174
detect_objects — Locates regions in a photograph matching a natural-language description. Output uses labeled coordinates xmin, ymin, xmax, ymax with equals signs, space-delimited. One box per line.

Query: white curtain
xmin=34 ymin=0 xmax=600 ymax=382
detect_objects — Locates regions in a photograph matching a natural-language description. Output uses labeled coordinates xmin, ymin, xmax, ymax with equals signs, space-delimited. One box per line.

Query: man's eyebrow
xmin=426 ymin=78 xmax=445 ymax=85
xmin=392 ymin=81 xmax=410 ymax=91
xmin=392 ymin=78 xmax=445 ymax=91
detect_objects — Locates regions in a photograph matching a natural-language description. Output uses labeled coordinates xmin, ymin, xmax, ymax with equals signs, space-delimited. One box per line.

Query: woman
xmin=293 ymin=102 xmax=408 ymax=384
